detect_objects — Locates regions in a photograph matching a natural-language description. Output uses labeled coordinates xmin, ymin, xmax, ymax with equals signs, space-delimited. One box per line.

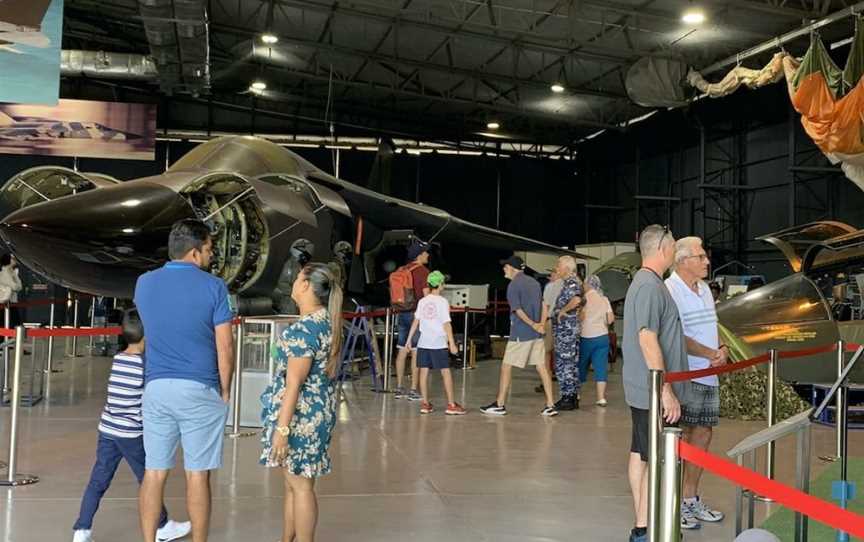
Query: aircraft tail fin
xmin=0 ymin=110 xmax=16 ymax=127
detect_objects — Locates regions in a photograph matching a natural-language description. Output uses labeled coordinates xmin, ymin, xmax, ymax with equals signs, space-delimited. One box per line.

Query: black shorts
xmin=417 ymin=348 xmax=451 ymax=370
xmin=631 ymin=407 xmax=650 ymax=462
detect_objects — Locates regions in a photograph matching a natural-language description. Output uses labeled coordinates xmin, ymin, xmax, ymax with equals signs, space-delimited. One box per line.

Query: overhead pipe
xmin=60 ymin=50 xmax=158 ymax=80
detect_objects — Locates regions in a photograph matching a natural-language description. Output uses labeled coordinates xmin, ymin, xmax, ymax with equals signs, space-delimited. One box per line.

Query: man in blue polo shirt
xmin=135 ymin=219 xmax=235 ymax=542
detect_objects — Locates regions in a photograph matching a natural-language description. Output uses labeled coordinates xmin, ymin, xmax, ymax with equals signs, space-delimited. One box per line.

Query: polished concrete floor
xmin=0 ymin=352 xmax=860 ymax=542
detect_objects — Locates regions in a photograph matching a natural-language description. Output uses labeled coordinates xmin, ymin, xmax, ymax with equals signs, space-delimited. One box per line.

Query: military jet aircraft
xmin=0 ymin=0 xmax=52 ymax=53
xmin=0 ymin=111 xmax=143 ymax=141
xmin=0 ymin=136 xmax=587 ymax=315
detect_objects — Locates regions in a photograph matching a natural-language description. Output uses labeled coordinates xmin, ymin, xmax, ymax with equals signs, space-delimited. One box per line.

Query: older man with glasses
xmin=665 ymin=236 xmax=728 ymax=530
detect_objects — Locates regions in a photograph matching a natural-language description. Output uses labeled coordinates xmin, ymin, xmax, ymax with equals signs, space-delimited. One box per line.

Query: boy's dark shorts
xmin=417 ymin=348 xmax=451 ymax=370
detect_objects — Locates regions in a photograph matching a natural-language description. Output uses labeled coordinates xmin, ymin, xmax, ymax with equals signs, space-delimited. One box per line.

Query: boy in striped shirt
xmin=72 ymin=310 xmax=190 ymax=542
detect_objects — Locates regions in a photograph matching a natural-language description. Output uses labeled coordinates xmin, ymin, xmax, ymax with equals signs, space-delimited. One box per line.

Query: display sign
xmin=0 ymin=99 xmax=157 ymax=160
xmin=0 ymin=0 xmax=63 ymax=105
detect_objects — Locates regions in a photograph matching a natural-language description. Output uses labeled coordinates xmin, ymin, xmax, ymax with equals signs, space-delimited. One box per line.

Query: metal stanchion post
xmin=836 ymin=340 xmax=846 ymax=460
xmin=267 ymin=322 xmax=276 ymax=378
xmin=228 ymin=320 xmax=254 ymax=438
xmin=659 ymin=427 xmax=683 ymax=542
xmin=88 ymin=297 xmax=96 ymax=350
xmin=45 ymin=303 xmax=56 ymax=374
xmin=462 ymin=309 xmax=469 ymax=370
xmin=71 ymin=296 xmax=80 ymax=357
xmin=766 ymin=349 xmax=778 ymax=481
xmin=0 ymin=326 xmax=39 ymax=486
xmin=648 ymin=369 xmax=663 ymax=542
xmin=383 ymin=308 xmax=392 ymax=391
xmin=3 ymin=305 xmax=10 ymax=392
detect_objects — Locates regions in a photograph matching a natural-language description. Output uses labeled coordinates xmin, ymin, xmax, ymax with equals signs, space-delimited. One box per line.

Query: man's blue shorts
xmin=143 ymin=379 xmax=228 ymax=471
xmin=396 ymin=311 xmax=420 ymax=350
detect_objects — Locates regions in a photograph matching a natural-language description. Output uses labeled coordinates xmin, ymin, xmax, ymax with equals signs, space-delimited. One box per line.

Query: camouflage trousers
xmin=553 ymin=319 xmax=581 ymax=396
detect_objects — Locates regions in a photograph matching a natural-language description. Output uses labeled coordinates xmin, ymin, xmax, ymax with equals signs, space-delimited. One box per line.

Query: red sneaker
xmin=446 ymin=402 xmax=467 ymax=415
xmin=420 ymin=401 xmax=434 ymax=414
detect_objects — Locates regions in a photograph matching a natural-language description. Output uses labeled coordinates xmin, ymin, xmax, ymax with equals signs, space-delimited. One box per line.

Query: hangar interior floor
xmin=1 ymin=353 xmax=860 ymax=542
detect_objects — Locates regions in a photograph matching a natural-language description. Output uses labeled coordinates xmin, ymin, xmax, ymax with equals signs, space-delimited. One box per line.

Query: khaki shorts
xmin=502 ymin=339 xmax=546 ymax=369
xmin=543 ymin=320 xmax=554 ymax=352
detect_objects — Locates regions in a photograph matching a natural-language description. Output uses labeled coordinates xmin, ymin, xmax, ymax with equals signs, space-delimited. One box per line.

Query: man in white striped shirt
xmin=72 ymin=310 xmax=190 ymax=542
xmin=666 ymin=237 xmax=729 ymax=530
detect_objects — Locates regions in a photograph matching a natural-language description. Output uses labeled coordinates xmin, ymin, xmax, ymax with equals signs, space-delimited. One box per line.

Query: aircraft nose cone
xmin=1 ymin=181 xmax=194 ymax=297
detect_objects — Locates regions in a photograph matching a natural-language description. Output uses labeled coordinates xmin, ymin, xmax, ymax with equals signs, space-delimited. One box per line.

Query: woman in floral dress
xmin=260 ymin=263 xmax=343 ymax=542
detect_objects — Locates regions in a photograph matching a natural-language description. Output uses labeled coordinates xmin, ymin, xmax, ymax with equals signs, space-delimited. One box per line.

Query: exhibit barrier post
xmin=462 ymin=310 xmax=469 ymax=370
xmin=88 ymin=297 xmax=96 ymax=350
xmin=45 ymin=303 xmax=56 ymax=374
xmin=659 ymin=427 xmax=683 ymax=542
xmin=2 ymin=305 xmax=9 ymax=392
xmin=383 ymin=308 xmax=392 ymax=392
xmin=836 ymin=340 xmax=846 ymax=461
xmin=766 ymin=349 xmax=778 ymax=482
xmin=70 ymin=296 xmax=80 ymax=357
xmin=267 ymin=321 xmax=276 ymax=378
xmin=227 ymin=320 xmax=255 ymax=438
xmin=648 ymin=369 xmax=663 ymax=542
xmin=0 ymin=326 xmax=39 ymax=486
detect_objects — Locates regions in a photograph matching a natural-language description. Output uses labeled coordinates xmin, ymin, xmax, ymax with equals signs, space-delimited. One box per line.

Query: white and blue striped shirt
xmin=665 ymin=272 xmax=720 ymax=387
xmin=98 ymin=352 xmax=145 ymax=439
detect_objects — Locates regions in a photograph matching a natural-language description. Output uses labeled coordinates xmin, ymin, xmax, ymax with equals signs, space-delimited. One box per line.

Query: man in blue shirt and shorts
xmin=135 ymin=219 xmax=236 ymax=542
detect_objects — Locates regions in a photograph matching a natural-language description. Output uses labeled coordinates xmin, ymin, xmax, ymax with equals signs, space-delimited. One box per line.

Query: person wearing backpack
xmin=390 ymin=241 xmax=430 ymax=401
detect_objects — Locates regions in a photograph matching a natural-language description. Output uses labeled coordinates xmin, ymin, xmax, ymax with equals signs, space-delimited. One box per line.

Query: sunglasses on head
xmin=657 ymin=224 xmax=670 ymax=252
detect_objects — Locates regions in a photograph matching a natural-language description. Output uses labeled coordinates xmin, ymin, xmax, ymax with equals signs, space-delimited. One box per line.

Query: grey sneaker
xmin=687 ymin=497 xmax=724 ymax=522
xmin=680 ymin=503 xmax=702 ymax=530
xmin=480 ymin=401 xmax=507 ymax=416
xmin=394 ymin=387 xmax=406 ymax=399
xmin=540 ymin=405 xmax=559 ymax=417
xmin=407 ymin=389 xmax=423 ymax=402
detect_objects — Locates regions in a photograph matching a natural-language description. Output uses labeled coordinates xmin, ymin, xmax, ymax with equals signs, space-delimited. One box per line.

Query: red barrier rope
xmin=27 ymin=327 xmax=121 ymax=338
xmin=665 ymin=353 xmax=772 ymax=383
xmin=0 ymin=328 xmax=16 ymax=338
xmin=679 ymin=441 xmax=864 ymax=539
xmin=778 ymin=342 xmax=839 ymax=360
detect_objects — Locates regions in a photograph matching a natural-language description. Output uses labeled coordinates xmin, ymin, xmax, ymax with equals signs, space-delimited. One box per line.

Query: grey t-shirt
xmin=622 ymin=269 xmax=689 ymax=410
xmin=507 ymin=272 xmax=543 ymax=342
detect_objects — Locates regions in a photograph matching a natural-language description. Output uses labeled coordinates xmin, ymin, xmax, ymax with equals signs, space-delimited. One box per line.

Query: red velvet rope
xmin=27 ymin=327 xmax=122 ymax=338
xmin=679 ymin=441 xmax=864 ymax=539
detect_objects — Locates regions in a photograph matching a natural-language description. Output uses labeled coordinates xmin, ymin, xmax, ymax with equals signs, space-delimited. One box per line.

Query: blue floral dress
xmin=260 ymin=309 xmax=337 ymax=477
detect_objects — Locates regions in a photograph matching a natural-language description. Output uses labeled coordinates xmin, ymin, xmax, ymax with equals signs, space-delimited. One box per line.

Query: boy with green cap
xmin=406 ymin=270 xmax=467 ymax=415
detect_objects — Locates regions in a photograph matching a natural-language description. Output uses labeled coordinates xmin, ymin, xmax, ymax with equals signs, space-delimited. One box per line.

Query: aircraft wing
xmin=308 ymin=172 xmax=593 ymax=259
xmin=0 ymin=0 xmax=52 ymax=29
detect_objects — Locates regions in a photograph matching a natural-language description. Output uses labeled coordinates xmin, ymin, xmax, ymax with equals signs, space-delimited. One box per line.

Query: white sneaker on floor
xmin=72 ymin=530 xmax=94 ymax=542
xmin=595 ymin=398 xmax=608 ymax=407
xmin=680 ymin=504 xmax=702 ymax=530
xmin=157 ymin=520 xmax=192 ymax=541
xmin=686 ymin=496 xmax=725 ymax=522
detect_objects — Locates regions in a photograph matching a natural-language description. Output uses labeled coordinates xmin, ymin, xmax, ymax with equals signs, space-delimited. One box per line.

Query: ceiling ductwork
xmin=61 ymin=50 xmax=159 ymax=80
xmin=137 ymin=0 xmax=210 ymax=95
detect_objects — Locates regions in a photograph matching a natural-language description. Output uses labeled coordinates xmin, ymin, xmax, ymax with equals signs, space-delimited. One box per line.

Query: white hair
xmin=675 ymin=236 xmax=704 ymax=264
xmin=558 ymin=255 xmax=577 ymax=273
xmin=638 ymin=225 xmax=673 ymax=257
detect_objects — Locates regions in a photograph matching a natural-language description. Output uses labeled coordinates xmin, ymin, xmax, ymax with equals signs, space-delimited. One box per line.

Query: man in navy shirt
xmin=481 ymin=256 xmax=558 ymax=417
xmin=135 ymin=219 xmax=235 ymax=542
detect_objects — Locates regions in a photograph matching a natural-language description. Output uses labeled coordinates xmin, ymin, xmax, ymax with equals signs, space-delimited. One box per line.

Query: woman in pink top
xmin=579 ymin=275 xmax=615 ymax=406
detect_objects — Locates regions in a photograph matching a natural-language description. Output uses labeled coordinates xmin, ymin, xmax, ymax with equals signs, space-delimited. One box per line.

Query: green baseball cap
xmin=427 ymin=270 xmax=446 ymax=288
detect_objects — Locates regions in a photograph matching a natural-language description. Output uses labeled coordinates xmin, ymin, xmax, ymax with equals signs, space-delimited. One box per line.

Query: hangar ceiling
xmin=62 ymin=0 xmax=857 ymax=146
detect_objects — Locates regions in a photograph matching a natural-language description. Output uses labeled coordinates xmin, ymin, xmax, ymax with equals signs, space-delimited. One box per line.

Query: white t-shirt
xmin=581 ymin=290 xmax=613 ymax=338
xmin=414 ymin=294 xmax=452 ymax=350
xmin=665 ymin=272 xmax=720 ymax=387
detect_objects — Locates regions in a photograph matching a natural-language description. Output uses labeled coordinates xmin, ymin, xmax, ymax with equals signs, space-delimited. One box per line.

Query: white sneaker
xmin=686 ymin=496 xmax=725 ymax=522
xmin=72 ymin=530 xmax=94 ymax=542
xmin=680 ymin=504 xmax=702 ymax=530
xmin=157 ymin=520 xmax=192 ymax=541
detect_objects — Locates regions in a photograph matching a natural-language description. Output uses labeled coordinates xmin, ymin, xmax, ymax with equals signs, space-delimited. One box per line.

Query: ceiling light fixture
xmin=486 ymin=121 xmax=501 ymax=130
xmin=261 ymin=33 xmax=279 ymax=44
xmin=551 ymin=83 xmax=565 ymax=93
xmin=681 ymin=8 xmax=706 ymax=24
xmin=251 ymin=81 xmax=267 ymax=91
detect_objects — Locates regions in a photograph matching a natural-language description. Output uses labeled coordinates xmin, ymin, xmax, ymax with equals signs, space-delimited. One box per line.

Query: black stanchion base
xmin=0 ymin=473 xmax=39 ymax=486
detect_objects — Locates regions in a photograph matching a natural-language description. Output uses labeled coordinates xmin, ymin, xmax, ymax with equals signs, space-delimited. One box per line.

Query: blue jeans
xmin=579 ymin=335 xmax=610 ymax=384
xmin=74 ymin=433 xmax=168 ymax=531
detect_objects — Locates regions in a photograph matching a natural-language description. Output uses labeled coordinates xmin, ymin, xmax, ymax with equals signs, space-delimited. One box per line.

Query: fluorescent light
xmin=251 ymin=80 xmax=267 ymax=91
xmin=261 ymin=33 xmax=279 ymax=44
xmin=551 ymin=83 xmax=565 ymax=93
xmin=122 ymin=228 xmax=136 ymax=233
xmin=682 ymin=9 xmax=706 ymax=24
xmin=121 ymin=199 xmax=141 ymax=208
xmin=486 ymin=122 xmax=500 ymax=130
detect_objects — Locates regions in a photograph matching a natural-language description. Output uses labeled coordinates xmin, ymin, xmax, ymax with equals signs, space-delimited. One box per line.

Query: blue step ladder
xmin=338 ymin=304 xmax=381 ymax=392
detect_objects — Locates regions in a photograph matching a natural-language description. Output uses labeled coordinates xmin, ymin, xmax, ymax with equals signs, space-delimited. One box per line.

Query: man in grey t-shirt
xmin=622 ymin=225 xmax=688 ymax=542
